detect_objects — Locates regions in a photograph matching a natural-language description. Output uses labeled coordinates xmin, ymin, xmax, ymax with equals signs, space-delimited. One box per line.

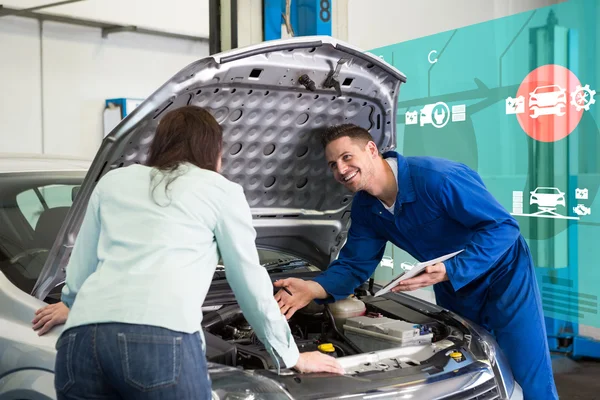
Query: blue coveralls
xmin=312 ymin=151 xmax=558 ymax=400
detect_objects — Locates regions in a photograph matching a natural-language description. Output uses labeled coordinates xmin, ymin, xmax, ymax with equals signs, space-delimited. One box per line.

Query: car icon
xmin=530 ymin=187 xmax=566 ymax=208
xmin=529 ymin=85 xmax=567 ymax=118
xmin=380 ymin=255 xmax=394 ymax=268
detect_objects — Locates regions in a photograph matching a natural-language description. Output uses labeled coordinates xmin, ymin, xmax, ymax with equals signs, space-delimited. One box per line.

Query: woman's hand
xmin=32 ymin=302 xmax=69 ymax=336
xmin=292 ymin=351 xmax=345 ymax=374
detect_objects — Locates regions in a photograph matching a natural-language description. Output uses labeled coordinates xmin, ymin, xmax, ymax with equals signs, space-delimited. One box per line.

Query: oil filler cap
xmin=318 ymin=343 xmax=335 ymax=353
xmin=450 ymin=351 xmax=464 ymax=362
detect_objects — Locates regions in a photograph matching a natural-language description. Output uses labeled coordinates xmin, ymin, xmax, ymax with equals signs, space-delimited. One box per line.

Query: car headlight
xmin=462 ymin=321 xmax=516 ymax=399
xmin=209 ymin=365 xmax=293 ymax=400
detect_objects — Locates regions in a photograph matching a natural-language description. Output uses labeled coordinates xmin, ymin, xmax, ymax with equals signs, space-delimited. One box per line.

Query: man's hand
xmin=392 ymin=263 xmax=448 ymax=292
xmin=274 ymin=278 xmax=326 ymax=320
xmin=293 ymin=351 xmax=345 ymax=374
xmin=32 ymin=302 xmax=69 ymax=336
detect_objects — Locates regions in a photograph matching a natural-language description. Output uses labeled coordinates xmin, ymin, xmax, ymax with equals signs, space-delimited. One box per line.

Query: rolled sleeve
xmin=313 ymin=206 xmax=387 ymax=303
xmin=214 ymin=184 xmax=299 ymax=370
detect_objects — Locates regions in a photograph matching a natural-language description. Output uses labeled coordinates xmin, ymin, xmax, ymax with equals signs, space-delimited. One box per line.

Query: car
xmin=0 ymin=36 xmax=523 ymax=400
xmin=529 ymin=186 xmax=566 ymax=208
xmin=528 ymin=85 xmax=567 ymax=118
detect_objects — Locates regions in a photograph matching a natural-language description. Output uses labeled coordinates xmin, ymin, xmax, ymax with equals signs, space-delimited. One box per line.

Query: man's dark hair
xmin=148 ymin=105 xmax=223 ymax=172
xmin=320 ymin=124 xmax=375 ymax=149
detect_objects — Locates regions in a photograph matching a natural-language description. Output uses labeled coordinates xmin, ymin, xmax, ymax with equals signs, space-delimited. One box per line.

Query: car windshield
xmin=535 ymin=86 xmax=561 ymax=93
xmin=536 ymin=188 xmax=560 ymax=194
xmin=0 ymin=171 xmax=317 ymax=298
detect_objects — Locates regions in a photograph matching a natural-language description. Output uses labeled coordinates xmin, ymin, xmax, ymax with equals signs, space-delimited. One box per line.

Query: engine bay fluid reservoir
xmin=329 ymin=296 xmax=366 ymax=329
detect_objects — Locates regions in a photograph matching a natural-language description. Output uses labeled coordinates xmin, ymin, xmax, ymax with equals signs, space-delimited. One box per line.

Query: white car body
xmin=530 ymin=187 xmax=566 ymax=208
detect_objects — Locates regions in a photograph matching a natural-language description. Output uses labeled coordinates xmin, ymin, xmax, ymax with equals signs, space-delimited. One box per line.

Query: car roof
xmin=0 ymin=153 xmax=91 ymax=174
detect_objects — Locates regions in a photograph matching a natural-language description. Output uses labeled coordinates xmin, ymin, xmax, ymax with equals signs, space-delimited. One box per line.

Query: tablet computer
xmin=374 ymin=249 xmax=464 ymax=297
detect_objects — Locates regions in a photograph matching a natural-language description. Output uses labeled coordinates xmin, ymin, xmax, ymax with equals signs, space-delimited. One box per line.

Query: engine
xmin=201 ymin=295 xmax=448 ymax=370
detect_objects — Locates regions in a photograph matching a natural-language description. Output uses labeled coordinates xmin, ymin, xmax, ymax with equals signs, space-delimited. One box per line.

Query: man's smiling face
xmin=325 ymin=136 xmax=378 ymax=193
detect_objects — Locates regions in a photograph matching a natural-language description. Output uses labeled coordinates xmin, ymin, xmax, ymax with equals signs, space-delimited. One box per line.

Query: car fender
xmin=0 ymin=369 xmax=56 ymax=400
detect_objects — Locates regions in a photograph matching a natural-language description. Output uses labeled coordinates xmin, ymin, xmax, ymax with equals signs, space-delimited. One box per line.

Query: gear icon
xmin=570 ymin=84 xmax=596 ymax=111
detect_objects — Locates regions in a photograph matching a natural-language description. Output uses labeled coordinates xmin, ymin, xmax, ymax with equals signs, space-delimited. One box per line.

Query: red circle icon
xmin=516 ymin=64 xmax=583 ymax=142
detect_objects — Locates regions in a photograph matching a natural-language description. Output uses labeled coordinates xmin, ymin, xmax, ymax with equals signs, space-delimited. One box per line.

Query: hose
xmin=202 ymin=304 xmax=244 ymax=331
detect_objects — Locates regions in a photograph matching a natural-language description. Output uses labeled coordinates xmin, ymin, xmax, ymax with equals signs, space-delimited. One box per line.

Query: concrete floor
xmin=553 ymin=357 xmax=600 ymax=400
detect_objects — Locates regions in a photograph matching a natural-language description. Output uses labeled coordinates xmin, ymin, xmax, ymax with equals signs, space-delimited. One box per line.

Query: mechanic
xmin=32 ymin=106 xmax=343 ymax=400
xmin=274 ymin=124 xmax=558 ymax=400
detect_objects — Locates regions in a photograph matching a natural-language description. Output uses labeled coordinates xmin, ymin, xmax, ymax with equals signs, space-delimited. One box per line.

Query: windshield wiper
xmin=262 ymin=258 xmax=310 ymax=272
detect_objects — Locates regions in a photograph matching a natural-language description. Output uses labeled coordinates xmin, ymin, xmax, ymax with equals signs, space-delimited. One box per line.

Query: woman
xmin=32 ymin=105 xmax=344 ymax=400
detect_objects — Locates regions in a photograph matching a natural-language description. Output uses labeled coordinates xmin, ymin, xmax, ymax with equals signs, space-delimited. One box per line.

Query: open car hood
xmin=33 ymin=36 xmax=406 ymax=299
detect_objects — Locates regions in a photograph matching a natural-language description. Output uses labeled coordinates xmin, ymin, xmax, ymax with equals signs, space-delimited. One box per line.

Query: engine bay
xmin=201 ymin=293 xmax=466 ymax=374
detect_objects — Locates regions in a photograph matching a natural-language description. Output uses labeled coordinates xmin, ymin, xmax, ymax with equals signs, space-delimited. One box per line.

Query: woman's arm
xmin=214 ymin=184 xmax=342 ymax=374
xmin=33 ymin=188 xmax=102 ymax=335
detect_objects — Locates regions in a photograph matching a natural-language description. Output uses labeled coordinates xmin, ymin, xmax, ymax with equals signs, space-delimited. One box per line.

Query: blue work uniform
xmin=312 ymin=151 xmax=558 ymax=400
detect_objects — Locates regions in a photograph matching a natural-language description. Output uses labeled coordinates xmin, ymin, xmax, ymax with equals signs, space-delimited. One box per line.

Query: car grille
xmin=440 ymin=378 xmax=501 ymax=400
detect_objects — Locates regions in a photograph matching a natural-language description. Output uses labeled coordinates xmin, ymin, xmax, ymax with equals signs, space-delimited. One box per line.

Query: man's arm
xmin=312 ymin=209 xmax=387 ymax=303
xmin=440 ymin=167 xmax=521 ymax=292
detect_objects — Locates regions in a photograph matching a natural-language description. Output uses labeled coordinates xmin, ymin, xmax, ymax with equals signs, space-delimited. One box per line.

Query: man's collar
xmin=355 ymin=151 xmax=416 ymax=207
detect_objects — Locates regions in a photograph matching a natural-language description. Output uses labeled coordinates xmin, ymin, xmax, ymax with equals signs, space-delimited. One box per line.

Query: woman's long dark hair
xmin=146 ymin=106 xmax=223 ymax=204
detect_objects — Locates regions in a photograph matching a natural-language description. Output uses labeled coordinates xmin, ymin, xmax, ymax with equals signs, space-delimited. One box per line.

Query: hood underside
xmin=33 ymin=36 xmax=406 ymax=299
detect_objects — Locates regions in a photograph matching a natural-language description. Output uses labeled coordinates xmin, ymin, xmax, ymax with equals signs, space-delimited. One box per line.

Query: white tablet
xmin=374 ymin=249 xmax=464 ymax=297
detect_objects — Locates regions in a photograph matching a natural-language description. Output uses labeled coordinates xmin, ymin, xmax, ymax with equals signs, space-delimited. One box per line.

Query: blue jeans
xmin=54 ymin=323 xmax=212 ymax=400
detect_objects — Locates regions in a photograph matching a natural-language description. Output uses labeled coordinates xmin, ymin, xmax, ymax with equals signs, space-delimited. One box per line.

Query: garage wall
xmin=2 ymin=1 xmax=571 ymax=159
xmin=0 ymin=2 xmax=209 ymax=159
xmin=41 ymin=22 xmax=207 ymax=157
xmin=346 ymin=0 xmax=567 ymax=50
xmin=0 ymin=17 xmax=43 ymax=154
xmin=0 ymin=0 xmax=209 ymax=38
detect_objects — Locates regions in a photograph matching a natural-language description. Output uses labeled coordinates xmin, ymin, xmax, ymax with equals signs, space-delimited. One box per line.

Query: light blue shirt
xmin=61 ymin=163 xmax=299 ymax=370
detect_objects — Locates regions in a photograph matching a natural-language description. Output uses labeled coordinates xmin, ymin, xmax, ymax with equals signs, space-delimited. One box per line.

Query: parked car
xmin=529 ymin=186 xmax=566 ymax=208
xmin=0 ymin=36 xmax=523 ymax=400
